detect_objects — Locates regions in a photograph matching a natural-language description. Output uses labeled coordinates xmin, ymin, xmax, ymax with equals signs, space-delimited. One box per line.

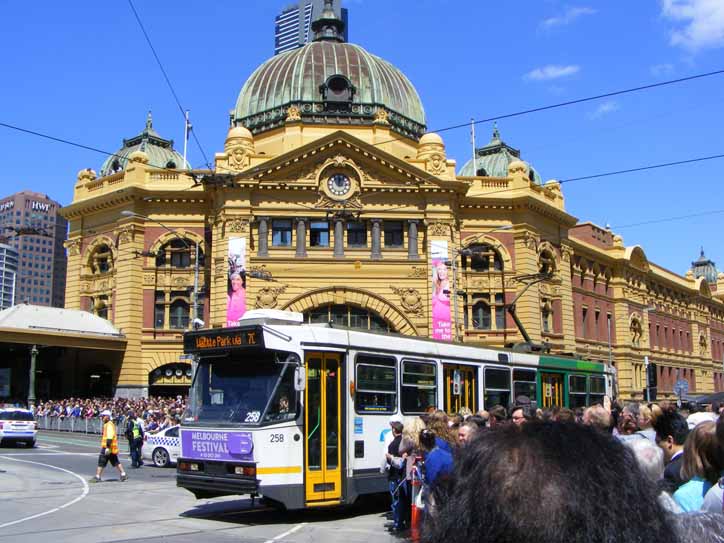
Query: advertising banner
xmin=226 ymin=237 xmax=247 ymax=327
xmin=0 ymin=368 xmax=10 ymax=397
xmin=430 ymin=240 xmax=452 ymax=341
xmin=181 ymin=429 xmax=254 ymax=461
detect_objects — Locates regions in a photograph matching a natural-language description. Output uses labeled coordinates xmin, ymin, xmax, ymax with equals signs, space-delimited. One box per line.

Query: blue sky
xmin=1 ymin=0 xmax=722 ymax=276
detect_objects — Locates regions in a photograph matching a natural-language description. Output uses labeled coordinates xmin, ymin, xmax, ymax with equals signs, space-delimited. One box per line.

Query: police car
xmin=0 ymin=408 xmax=37 ymax=447
xmin=142 ymin=425 xmax=180 ymax=467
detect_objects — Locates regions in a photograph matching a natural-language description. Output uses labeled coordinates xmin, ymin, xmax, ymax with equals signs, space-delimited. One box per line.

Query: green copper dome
xmin=233 ymin=40 xmax=427 ymax=139
xmin=100 ymin=113 xmax=189 ymax=176
xmin=458 ymin=125 xmax=543 ymax=183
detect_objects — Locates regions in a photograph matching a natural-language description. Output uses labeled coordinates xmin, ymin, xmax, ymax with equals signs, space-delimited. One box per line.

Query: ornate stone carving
xmin=172 ymin=276 xmax=188 ymax=287
xmin=427 ymin=222 xmax=451 ymax=238
xmin=427 ymin=153 xmax=446 ymax=176
xmin=226 ymin=218 xmax=250 ymax=234
xmin=408 ymin=266 xmax=427 ymax=279
xmin=391 ymin=286 xmax=423 ymax=315
xmin=255 ymin=286 xmax=287 ymax=309
xmin=523 ymin=231 xmax=539 ymax=251
xmin=286 ymin=105 xmax=301 ymax=122
xmin=314 ymin=193 xmax=363 ymax=210
xmin=144 ymin=274 xmax=156 ymax=285
xmin=65 ymin=239 xmax=81 ymax=256
xmin=699 ymin=334 xmax=708 ymax=354
xmin=374 ymin=108 xmax=389 ymax=124
xmin=560 ymin=245 xmax=573 ymax=262
xmin=214 ymin=263 xmax=227 ymax=278
xmin=80 ymin=281 xmax=91 ymax=294
xmin=228 ymin=146 xmax=250 ymax=170
xmin=116 ymin=227 xmax=134 ymax=245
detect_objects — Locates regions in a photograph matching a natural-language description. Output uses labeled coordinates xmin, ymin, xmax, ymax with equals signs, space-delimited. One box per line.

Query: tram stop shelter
xmin=0 ymin=304 xmax=126 ymax=404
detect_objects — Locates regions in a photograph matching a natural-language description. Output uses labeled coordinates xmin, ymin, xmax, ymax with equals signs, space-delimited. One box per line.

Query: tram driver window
xmin=569 ymin=375 xmax=588 ymax=409
xmin=589 ymin=376 xmax=606 ymax=406
xmin=484 ymin=367 xmax=510 ymax=408
xmin=401 ymin=360 xmax=437 ymax=414
xmin=355 ymin=354 xmax=396 ymax=413
xmin=512 ymin=369 xmax=537 ymax=406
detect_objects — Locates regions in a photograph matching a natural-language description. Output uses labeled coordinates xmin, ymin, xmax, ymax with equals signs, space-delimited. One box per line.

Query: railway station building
xmin=56 ymin=4 xmax=724 ymax=401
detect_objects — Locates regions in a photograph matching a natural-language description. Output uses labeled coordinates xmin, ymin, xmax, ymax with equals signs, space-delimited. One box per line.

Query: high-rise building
xmin=0 ymin=191 xmax=67 ymax=308
xmin=0 ymin=243 xmax=18 ymax=309
xmin=275 ymin=0 xmax=348 ymax=55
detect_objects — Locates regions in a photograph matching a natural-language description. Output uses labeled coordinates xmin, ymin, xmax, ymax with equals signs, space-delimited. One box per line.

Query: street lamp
xmin=448 ymin=225 xmax=513 ymax=342
xmin=120 ymin=211 xmax=201 ymax=328
xmin=28 ymin=344 xmax=38 ymax=408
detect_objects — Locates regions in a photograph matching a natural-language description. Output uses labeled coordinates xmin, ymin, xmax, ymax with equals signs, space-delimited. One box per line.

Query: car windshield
xmin=0 ymin=411 xmax=34 ymax=421
xmin=186 ymin=349 xmax=298 ymax=426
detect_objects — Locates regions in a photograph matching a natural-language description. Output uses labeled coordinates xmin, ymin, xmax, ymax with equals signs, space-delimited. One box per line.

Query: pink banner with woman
xmin=430 ymin=240 xmax=452 ymax=341
xmin=226 ymin=237 xmax=247 ymax=327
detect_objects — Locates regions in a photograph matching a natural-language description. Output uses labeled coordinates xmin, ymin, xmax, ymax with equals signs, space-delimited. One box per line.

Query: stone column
xmin=257 ymin=217 xmax=269 ymax=257
xmin=408 ymin=220 xmax=419 ymax=260
xmin=371 ymin=219 xmax=382 ymax=260
xmin=295 ymin=218 xmax=307 ymax=258
xmin=334 ymin=218 xmax=345 ymax=258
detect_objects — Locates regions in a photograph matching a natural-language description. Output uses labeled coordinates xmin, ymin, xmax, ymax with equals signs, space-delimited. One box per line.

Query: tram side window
xmin=401 ymin=360 xmax=437 ymax=414
xmin=512 ymin=369 xmax=537 ymax=406
xmin=589 ymin=376 xmax=606 ymax=406
xmin=484 ymin=367 xmax=510 ymax=409
xmin=569 ymin=375 xmax=588 ymax=409
xmin=355 ymin=354 xmax=396 ymax=414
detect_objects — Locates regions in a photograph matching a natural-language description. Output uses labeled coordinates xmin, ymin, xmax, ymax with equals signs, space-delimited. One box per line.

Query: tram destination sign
xmin=183 ymin=326 xmax=263 ymax=353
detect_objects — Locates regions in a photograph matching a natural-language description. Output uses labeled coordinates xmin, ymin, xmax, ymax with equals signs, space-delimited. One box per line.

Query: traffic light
xmin=645 ymin=361 xmax=657 ymax=402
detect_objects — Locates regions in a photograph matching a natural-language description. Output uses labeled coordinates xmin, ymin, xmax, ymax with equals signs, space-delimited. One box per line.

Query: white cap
xmin=388 ymin=414 xmax=404 ymax=425
xmin=100 ymin=410 xmax=112 ymax=417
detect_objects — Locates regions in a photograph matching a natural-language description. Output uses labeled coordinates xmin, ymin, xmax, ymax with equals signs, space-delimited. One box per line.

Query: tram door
xmin=540 ymin=372 xmax=564 ymax=408
xmin=443 ymin=364 xmax=477 ymax=415
xmin=304 ymin=352 xmax=342 ymax=504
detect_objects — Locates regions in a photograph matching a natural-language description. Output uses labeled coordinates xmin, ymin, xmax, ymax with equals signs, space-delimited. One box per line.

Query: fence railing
xmin=35 ymin=415 xmax=130 ymax=435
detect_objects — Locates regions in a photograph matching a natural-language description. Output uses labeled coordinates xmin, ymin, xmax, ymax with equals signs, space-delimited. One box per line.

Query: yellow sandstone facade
xmin=60 ymin=7 xmax=724 ymax=401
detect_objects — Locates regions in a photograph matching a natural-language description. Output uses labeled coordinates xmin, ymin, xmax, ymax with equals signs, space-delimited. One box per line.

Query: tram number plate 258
xmin=269 ymin=433 xmax=284 ymax=443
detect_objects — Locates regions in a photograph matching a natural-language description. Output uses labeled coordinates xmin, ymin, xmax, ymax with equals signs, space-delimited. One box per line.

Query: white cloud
xmin=661 ymin=0 xmax=724 ymax=51
xmin=524 ymin=64 xmax=581 ymax=81
xmin=650 ymin=63 xmax=675 ymax=76
xmin=587 ymin=100 xmax=619 ymax=120
xmin=541 ymin=6 xmax=597 ymax=29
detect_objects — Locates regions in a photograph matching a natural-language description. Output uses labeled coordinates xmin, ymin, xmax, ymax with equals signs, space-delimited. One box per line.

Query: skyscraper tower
xmin=274 ymin=0 xmax=348 ymax=55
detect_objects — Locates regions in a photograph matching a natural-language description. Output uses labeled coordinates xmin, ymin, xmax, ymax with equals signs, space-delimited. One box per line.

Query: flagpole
xmin=470 ymin=118 xmax=476 ymax=173
xmin=183 ymin=110 xmax=189 ymax=169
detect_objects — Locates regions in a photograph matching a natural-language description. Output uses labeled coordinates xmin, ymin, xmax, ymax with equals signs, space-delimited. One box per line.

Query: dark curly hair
xmin=423 ymin=421 xmax=679 ymax=543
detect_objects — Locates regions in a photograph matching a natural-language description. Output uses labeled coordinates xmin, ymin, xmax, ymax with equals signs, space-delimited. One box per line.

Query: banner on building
xmin=226 ymin=237 xmax=247 ymax=327
xmin=0 ymin=368 xmax=10 ymax=397
xmin=430 ymin=240 xmax=452 ymax=341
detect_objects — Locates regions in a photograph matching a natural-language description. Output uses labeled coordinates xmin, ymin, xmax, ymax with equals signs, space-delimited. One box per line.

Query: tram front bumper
xmin=177 ymin=459 xmax=259 ymax=498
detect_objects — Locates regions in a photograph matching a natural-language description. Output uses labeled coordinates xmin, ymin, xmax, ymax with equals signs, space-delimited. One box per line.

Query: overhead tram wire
xmin=127 ymin=0 xmax=211 ymax=170
xmin=612 ymin=208 xmax=724 ymax=230
xmin=370 ymin=67 xmax=724 ymax=149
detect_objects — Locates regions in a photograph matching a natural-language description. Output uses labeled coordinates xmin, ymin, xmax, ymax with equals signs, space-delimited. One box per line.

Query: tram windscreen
xmin=187 ymin=350 xmax=297 ymax=426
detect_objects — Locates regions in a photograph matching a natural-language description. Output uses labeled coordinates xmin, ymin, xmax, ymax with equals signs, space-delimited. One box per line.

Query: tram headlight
xmin=234 ymin=465 xmax=256 ymax=477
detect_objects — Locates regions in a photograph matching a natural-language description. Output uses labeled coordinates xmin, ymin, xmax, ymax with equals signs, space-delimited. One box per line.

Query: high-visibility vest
xmin=132 ymin=421 xmax=141 ymax=440
xmin=101 ymin=420 xmax=119 ymax=454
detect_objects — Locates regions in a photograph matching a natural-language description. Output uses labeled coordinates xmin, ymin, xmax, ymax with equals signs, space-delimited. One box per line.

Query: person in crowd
xmin=510 ymin=405 xmax=532 ymax=427
xmin=616 ymin=403 xmax=642 ymax=440
xmin=686 ymin=404 xmax=718 ymax=430
xmin=457 ymin=420 xmax=478 ymax=445
xmin=623 ymin=435 xmax=681 ymax=513
xmin=422 ymin=421 xmax=681 ymax=543
xmin=91 ymin=410 xmax=127 ymax=483
xmin=466 ymin=415 xmax=487 ymax=431
xmin=426 ymin=410 xmax=455 ymax=452
xmin=399 ymin=416 xmax=425 ymax=529
xmin=487 ymin=405 xmax=507 ymax=428
xmin=458 ymin=406 xmax=473 ymax=420
xmin=701 ymin=415 xmax=724 ymax=514
xmin=552 ymin=406 xmax=575 ymax=423
xmin=653 ymin=408 xmax=690 ymax=493
xmin=419 ymin=429 xmax=453 ymax=493
xmin=475 ymin=410 xmax=489 ymax=426
xmin=125 ymin=410 xmax=141 ymax=468
xmin=583 ymin=404 xmax=612 ymax=433
xmin=384 ymin=415 xmax=407 ymax=533
xmin=673 ymin=420 xmax=722 ymax=512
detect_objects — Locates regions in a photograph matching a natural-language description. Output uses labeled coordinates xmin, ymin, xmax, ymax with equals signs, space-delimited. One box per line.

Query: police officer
xmin=91 ymin=410 xmax=127 ymax=483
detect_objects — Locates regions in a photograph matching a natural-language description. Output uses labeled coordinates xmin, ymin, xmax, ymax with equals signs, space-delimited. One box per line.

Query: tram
xmin=176 ymin=309 xmax=612 ymax=509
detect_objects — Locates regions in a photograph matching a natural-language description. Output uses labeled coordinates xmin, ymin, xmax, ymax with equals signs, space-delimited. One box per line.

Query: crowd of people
xmin=381 ymin=398 xmax=724 ymax=542
xmin=32 ymin=396 xmax=187 ymax=433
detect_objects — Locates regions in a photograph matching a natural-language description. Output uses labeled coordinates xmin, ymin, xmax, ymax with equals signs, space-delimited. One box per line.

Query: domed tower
xmin=458 ymin=124 xmax=542 ymax=183
xmin=232 ymin=0 xmax=426 ymax=142
xmin=691 ymin=248 xmax=718 ymax=283
xmin=99 ymin=112 xmax=189 ymax=176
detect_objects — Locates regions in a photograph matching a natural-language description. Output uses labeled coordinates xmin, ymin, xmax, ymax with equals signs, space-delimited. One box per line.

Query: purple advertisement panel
xmin=227 ymin=237 xmax=247 ymax=327
xmin=181 ymin=430 xmax=254 ymax=461
xmin=430 ymin=240 xmax=452 ymax=341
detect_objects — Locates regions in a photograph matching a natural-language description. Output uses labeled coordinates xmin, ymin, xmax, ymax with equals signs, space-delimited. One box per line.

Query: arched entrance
xmin=283 ymin=287 xmax=418 ymax=336
xmin=149 ymin=363 xmax=192 ymax=398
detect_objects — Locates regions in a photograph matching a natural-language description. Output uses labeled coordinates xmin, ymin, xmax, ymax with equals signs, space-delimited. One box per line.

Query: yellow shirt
xmin=101 ymin=420 xmax=119 ymax=454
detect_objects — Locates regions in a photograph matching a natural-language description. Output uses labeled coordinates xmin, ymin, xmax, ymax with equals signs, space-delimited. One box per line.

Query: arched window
xmin=90 ymin=244 xmax=113 ymax=274
xmin=472 ymin=300 xmax=491 ymax=330
xmin=169 ymin=299 xmax=190 ymax=329
xmin=462 ymin=244 xmax=503 ymax=272
xmin=155 ymin=239 xmax=203 ymax=269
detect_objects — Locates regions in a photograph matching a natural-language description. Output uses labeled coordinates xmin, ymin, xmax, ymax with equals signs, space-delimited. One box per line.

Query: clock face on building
xmin=327 ymin=173 xmax=351 ymax=197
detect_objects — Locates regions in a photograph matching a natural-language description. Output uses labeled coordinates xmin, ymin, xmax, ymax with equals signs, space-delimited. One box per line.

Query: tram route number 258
xmin=269 ymin=433 xmax=284 ymax=443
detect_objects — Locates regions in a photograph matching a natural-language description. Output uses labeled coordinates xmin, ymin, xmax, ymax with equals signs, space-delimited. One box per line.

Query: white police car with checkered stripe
xmin=142 ymin=425 xmax=180 ymax=467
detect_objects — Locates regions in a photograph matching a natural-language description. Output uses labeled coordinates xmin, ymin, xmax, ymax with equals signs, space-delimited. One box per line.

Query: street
xmin=0 ymin=431 xmax=399 ymax=543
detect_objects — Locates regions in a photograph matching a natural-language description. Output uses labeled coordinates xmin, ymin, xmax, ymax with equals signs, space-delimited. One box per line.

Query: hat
xmin=388 ymin=414 xmax=404 ymax=425
xmin=514 ymin=395 xmax=532 ymax=407
xmin=100 ymin=410 xmax=112 ymax=417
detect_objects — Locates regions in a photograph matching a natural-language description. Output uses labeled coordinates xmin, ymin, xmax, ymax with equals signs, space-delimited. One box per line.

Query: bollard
xmin=409 ymin=458 xmax=423 ymax=542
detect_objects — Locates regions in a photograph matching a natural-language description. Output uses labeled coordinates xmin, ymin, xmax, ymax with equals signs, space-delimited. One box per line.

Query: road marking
xmin=263 ymin=522 xmax=307 ymax=543
xmin=0 ymin=456 xmax=90 ymax=529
